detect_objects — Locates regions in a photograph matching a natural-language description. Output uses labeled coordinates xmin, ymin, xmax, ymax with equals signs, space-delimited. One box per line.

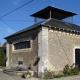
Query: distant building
xmin=5 ymin=6 xmax=80 ymax=77
xmin=0 ymin=47 xmax=6 ymax=54
xmin=0 ymin=43 xmax=2 ymax=47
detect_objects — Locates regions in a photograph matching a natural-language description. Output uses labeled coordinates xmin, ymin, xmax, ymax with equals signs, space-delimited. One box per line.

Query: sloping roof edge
xmin=4 ymin=18 xmax=80 ymax=39
xmin=41 ymin=24 xmax=80 ymax=34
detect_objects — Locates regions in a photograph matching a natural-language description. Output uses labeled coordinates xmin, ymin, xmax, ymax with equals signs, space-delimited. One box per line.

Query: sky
xmin=0 ymin=0 xmax=80 ymax=44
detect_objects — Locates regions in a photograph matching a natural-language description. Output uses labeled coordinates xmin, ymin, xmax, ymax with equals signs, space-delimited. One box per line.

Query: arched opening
xmin=75 ymin=49 xmax=80 ymax=67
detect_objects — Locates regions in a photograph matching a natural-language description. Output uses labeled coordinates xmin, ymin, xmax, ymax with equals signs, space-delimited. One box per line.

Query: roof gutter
xmin=41 ymin=24 xmax=80 ymax=34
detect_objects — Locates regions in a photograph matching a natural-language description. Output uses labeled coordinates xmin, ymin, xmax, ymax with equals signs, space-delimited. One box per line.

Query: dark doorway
xmin=75 ymin=49 xmax=80 ymax=67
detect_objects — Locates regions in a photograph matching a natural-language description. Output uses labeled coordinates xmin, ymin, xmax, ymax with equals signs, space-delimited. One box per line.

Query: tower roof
xmin=31 ymin=6 xmax=77 ymax=20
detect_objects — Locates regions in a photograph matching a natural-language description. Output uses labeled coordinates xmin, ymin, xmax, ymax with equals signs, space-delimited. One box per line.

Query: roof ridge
xmin=41 ymin=18 xmax=52 ymax=25
xmin=48 ymin=6 xmax=78 ymax=15
xmin=50 ymin=18 xmax=80 ymax=27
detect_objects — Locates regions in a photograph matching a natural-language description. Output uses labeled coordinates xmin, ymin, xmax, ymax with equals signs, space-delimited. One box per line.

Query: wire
xmin=3 ymin=20 xmax=80 ymax=24
xmin=2 ymin=20 xmax=80 ymax=23
xmin=0 ymin=0 xmax=34 ymax=19
xmin=0 ymin=0 xmax=34 ymax=32
xmin=1 ymin=19 xmax=16 ymax=32
xmin=2 ymin=20 xmax=34 ymax=22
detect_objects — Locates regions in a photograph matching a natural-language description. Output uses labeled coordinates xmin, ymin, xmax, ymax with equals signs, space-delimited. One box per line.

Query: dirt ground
xmin=0 ymin=71 xmax=80 ymax=80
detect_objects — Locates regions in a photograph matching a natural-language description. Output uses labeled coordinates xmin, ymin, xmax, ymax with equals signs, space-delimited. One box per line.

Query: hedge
xmin=0 ymin=49 xmax=6 ymax=66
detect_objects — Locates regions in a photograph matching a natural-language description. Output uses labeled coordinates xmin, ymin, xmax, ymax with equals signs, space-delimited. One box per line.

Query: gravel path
xmin=0 ymin=71 xmax=24 ymax=80
xmin=0 ymin=71 xmax=40 ymax=80
xmin=0 ymin=71 xmax=80 ymax=80
xmin=54 ymin=75 xmax=80 ymax=80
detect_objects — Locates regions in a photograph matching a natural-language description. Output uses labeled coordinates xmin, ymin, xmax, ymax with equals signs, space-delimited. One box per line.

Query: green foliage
xmin=54 ymin=64 xmax=80 ymax=78
xmin=42 ymin=64 xmax=80 ymax=79
xmin=63 ymin=64 xmax=71 ymax=75
xmin=63 ymin=64 xmax=79 ymax=76
xmin=0 ymin=49 xmax=6 ymax=66
xmin=71 ymin=67 xmax=79 ymax=75
xmin=43 ymin=70 xmax=54 ymax=79
xmin=22 ymin=71 xmax=32 ymax=78
xmin=54 ymin=74 xmax=65 ymax=78
xmin=33 ymin=56 xmax=40 ymax=66
xmin=25 ymin=71 xmax=32 ymax=76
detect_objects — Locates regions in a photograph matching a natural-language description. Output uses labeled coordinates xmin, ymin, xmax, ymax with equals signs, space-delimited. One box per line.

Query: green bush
xmin=54 ymin=74 xmax=65 ymax=78
xmin=24 ymin=71 xmax=32 ymax=77
xmin=63 ymin=64 xmax=79 ymax=76
xmin=54 ymin=64 xmax=80 ymax=78
xmin=22 ymin=71 xmax=32 ymax=78
xmin=43 ymin=64 xmax=80 ymax=79
xmin=71 ymin=67 xmax=79 ymax=75
xmin=0 ymin=49 xmax=6 ymax=66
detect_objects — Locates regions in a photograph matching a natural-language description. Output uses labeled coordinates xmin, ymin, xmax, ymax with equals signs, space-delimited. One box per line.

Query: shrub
xmin=63 ymin=64 xmax=79 ymax=76
xmin=54 ymin=74 xmax=65 ymax=78
xmin=0 ymin=49 xmax=6 ymax=66
xmin=43 ymin=70 xmax=54 ymax=79
xmin=71 ymin=67 xmax=79 ymax=75
xmin=25 ymin=71 xmax=32 ymax=76
xmin=22 ymin=71 xmax=32 ymax=78
xmin=33 ymin=56 xmax=40 ymax=66
xmin=63 ymin=64 xmax=71 ymax=75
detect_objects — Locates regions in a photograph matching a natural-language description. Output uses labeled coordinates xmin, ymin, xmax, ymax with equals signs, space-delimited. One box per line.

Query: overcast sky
xmin=0 ymin=0 xmax=80 ymax=44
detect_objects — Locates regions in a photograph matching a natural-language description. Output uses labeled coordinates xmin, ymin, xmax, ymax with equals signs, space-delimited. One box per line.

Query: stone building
xmin=5 ymin=6 xmax=80 ymax=77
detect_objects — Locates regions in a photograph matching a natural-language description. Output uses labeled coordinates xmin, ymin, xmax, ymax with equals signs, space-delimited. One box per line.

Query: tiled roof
xmin=5 ymin=18 xmax=80 ymax=39
xmin=42 ymin=18 xmax=80 ymax=32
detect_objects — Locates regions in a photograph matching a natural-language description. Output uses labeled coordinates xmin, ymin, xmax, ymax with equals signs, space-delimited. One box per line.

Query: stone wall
xmin=48 ymin=29 xmax=80 ymax=71
xmin=38 ymin=27 xmax=48 ymax=77
xmin=6 ymin=26 xmax=80 ymax=76
xmin=7 ymin=28 xmax=39 ymax=73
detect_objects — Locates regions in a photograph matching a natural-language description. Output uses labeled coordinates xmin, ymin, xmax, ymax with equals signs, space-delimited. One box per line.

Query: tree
xmin=0 ymin=49 xmax=6 ymax=66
